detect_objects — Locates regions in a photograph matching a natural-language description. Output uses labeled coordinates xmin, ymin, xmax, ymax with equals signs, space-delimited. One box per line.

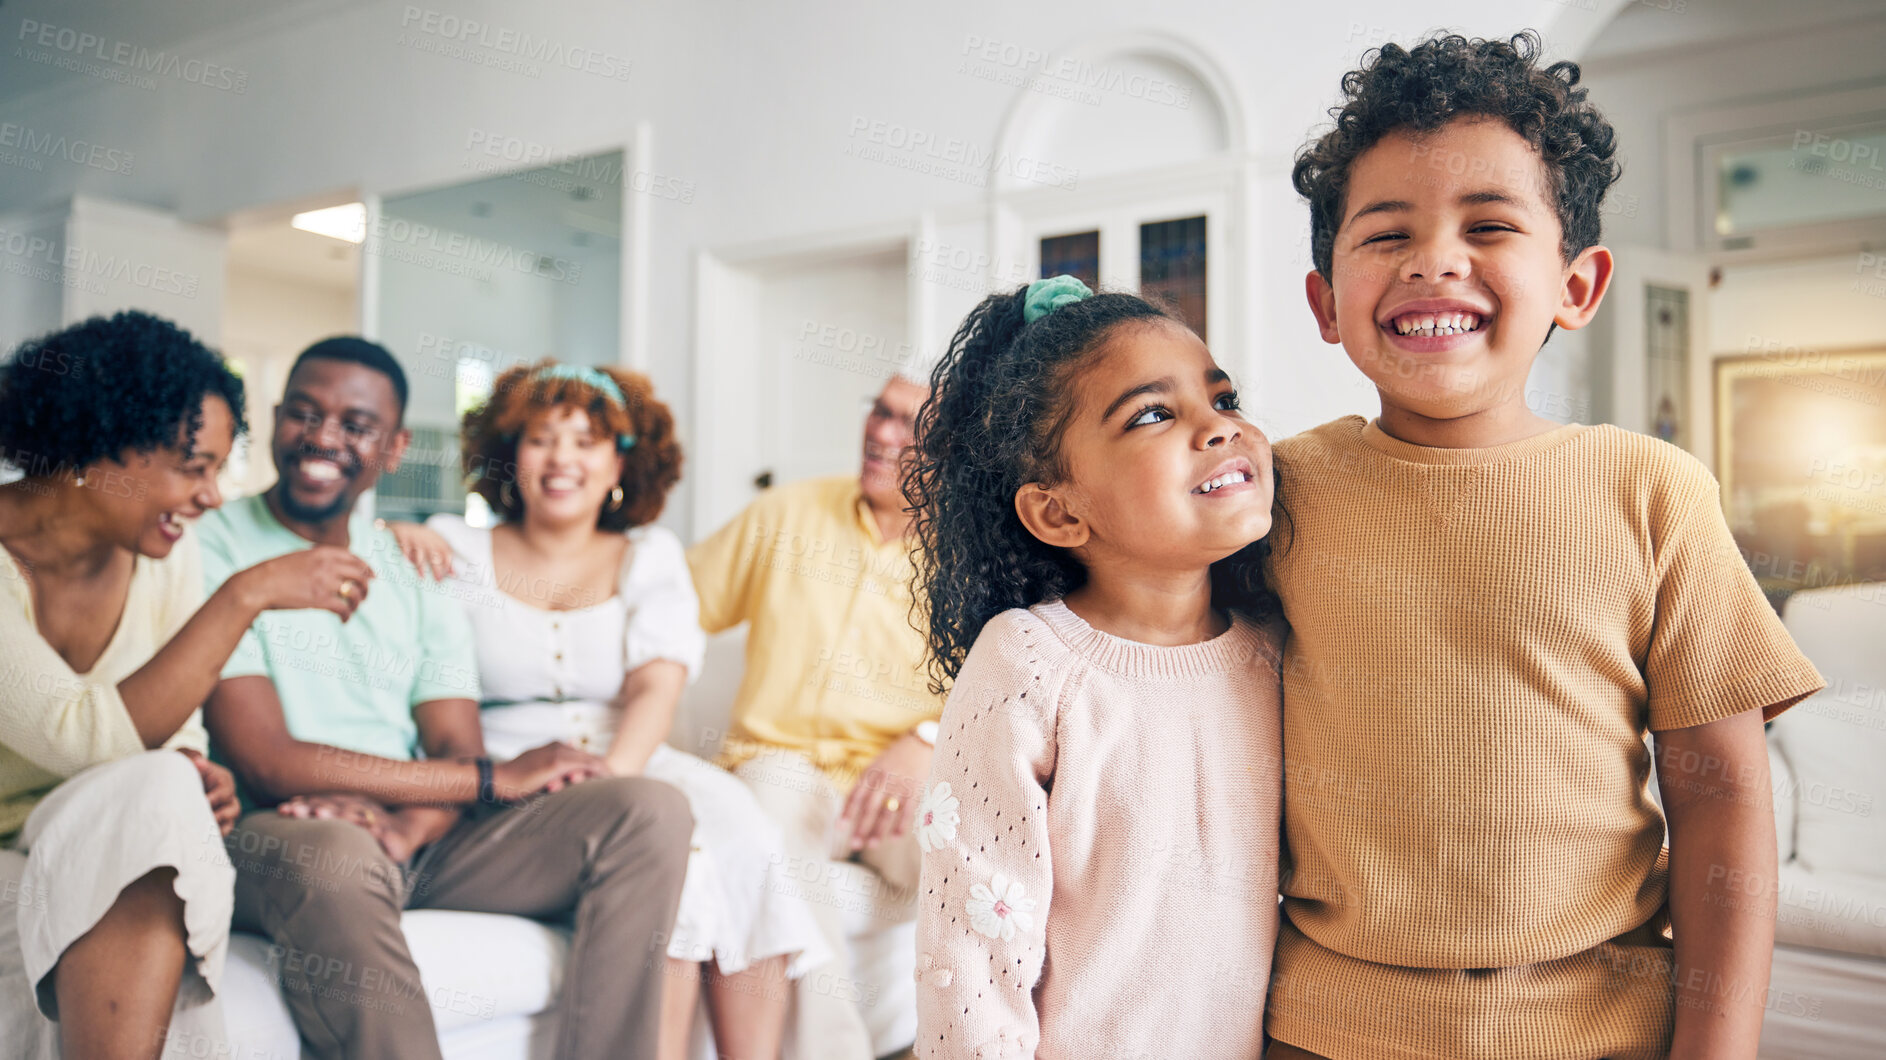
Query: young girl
xmin=905 ymin=276 xmax=1284 ymax=1060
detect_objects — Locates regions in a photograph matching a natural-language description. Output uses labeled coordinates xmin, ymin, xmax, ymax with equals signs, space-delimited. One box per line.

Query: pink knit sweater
xmin=912 ymin=599 xmax=1283 ymax=1060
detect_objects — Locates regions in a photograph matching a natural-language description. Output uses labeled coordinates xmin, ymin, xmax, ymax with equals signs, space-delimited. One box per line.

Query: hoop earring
xmin=606 ymin=485 xmax=624 ymax=512
xmin=500 ymin=481 xmax=516 ymax=510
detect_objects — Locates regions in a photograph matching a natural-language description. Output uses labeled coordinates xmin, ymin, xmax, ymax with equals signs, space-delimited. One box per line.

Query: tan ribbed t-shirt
xmin=1265 ymin=417 xmax=1823 ymax=1060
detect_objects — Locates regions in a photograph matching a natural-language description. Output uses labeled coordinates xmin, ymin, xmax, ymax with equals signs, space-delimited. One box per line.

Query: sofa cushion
xmin=1770 ymin=740 xmax=1796 ymax=864
xmin=1774 ymin=864 xmax=1886 ymax=958
xmin=1779 ymin=585 xmax=1886 ymax=879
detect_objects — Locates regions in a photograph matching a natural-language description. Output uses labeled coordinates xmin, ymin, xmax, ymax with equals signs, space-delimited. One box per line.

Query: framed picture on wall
xmin=1714 ymin=347 xmax=1886 ymax=601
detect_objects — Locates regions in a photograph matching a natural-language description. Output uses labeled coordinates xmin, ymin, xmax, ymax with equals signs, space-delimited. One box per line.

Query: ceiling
xmin=384 ymin=151 xmax=625 ymax=258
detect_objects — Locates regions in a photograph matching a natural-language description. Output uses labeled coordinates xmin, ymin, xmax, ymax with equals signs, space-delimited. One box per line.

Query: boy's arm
xmin=1656 ymin=708 xmax=1776 ymax=1060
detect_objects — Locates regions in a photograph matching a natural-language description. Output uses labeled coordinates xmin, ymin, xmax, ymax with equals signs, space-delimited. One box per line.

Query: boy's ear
xmin=1555 ymin=244 xmax=1615 ymax=331
xmin=1305 ymin=270 xmax=1341 ymax=344
xmin=1014 ymin=483 xmax=1089 ymax=550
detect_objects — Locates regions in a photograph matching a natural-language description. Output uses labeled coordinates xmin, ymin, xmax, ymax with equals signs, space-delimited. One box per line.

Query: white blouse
xmin=425 ymin=515 xmax=706 ymax=754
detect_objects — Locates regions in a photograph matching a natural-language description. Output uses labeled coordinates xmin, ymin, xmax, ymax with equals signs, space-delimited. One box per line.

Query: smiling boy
xmin=1263 ymin=33 xmax=1824 ymax=1060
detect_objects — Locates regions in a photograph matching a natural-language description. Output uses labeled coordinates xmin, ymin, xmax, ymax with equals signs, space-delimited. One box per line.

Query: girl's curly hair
xmin=904 ymin=287 xmax=1281 ymax=694
xmin=0 ymin=310 xmax=246 ymax=475
xmin=1293 ymin=30 xmax=1622 ymax=279
xmin=461 ymin=360 xmax=681 ymax=530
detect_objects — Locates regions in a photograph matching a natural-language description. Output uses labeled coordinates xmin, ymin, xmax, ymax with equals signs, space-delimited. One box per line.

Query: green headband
xmin=530 ymin=363 xmax=638 ymax=451
xmin=1023 ymin=274 xmax=1093 ymax=324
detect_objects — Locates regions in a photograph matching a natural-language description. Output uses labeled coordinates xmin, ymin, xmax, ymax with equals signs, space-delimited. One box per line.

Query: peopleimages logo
xmin=0 ymin=228 xmax=199 ymax=297
xmin=15 ymin=19 xmax=249 ymax=92
xmin=0 ymin=121 xmax=134 ymax=174
xmin=363 ymin=217 xmax=583 ymax=286
xmin=398 ymin=7 xmax=632 ymax=81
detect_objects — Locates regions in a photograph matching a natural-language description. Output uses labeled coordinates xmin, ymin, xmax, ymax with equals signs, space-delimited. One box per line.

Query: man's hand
xmin=279 ymin=791 xmax=391 ymax=830
xmin=493 ymin=742 xmax=609 ymax=801
xmin=838 ymin=732 xmax=932 ymax=852
xmin=179 ymin=748 xmax=239 ymax=836
xmin=277 ymin=792 xmax=435 ymax=864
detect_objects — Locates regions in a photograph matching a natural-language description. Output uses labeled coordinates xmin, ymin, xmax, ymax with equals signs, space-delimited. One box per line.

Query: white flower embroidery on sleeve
xmin=915 ymin=781 xmax=961 ymax=852
xmin=966 ymin=873 xmax=1036 ymax=941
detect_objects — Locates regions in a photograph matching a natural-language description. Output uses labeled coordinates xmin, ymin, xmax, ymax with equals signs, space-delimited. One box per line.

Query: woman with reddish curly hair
xmin=389 ymin=360 xmax=826 ymax=1060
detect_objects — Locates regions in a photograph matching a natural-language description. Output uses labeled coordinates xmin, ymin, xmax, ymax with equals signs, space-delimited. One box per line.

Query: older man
xmin=687 ymin=373 xmax=941 ymax=1059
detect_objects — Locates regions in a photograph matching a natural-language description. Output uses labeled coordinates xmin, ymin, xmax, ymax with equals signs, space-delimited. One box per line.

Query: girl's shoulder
xmin=959 ymin=605 xmax=1073 ymax=679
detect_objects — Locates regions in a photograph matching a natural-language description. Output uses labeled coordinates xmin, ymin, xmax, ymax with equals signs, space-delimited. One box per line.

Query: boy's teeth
xmin=1197 ymin=471 xmax=1249 ymax=494
xmin=1395 ymin=311 xmax=1482 ymax=336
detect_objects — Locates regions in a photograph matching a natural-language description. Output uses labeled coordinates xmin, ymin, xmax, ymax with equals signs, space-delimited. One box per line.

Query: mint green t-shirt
xmin=197 ymin=493 xmax=481 ymax=761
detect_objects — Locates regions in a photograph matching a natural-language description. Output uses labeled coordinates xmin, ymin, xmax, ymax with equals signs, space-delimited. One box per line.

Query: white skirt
xmin=0 ymin=750 xmax=235 ymax=1058
xmin=482 ymin=702 xmax=831 ymax=976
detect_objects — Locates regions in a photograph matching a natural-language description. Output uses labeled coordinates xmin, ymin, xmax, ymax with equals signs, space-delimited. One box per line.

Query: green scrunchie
xmin=1023 ymin=275 xmax=1093 ymax=324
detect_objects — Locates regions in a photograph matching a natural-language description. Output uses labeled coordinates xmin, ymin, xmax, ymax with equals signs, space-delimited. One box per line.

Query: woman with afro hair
xmin=0 ymin=310 xmax=377 ymax=1057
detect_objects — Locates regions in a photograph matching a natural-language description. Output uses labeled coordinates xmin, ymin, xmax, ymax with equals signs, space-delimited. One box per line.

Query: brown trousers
xmin=227 ymin=776 xmax=692 ymax=1060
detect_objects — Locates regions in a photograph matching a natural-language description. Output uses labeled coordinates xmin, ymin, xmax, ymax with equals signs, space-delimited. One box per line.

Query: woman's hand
xmin=381 ymin=520 xmax=455 ymax=580
xmin=233 ymin=546 xmax=375 ymax=620
xmin=178 ymin=748 xmax=240 ymax=836
xmin=493 ymin=742 xmax=610 ymax=800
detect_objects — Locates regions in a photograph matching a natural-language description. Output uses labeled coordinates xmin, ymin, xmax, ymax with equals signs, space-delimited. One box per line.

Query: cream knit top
xmin=914 ymin=599 xmax=1283 ymax=1060
xmin=0 ymin=532 xmax=208 ymax=841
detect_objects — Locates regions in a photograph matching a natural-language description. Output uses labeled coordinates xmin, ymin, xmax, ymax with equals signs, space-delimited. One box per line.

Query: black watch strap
xmin=474 ymin=756 xmax=496 ymax=805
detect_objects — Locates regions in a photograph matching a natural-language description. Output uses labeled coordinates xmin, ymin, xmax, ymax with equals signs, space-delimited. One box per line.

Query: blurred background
xmin=0 ymin=0 xmax=1882 ymax=589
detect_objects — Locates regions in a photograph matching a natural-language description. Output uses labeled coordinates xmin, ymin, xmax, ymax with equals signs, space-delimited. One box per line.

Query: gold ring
xmin=884 ymin=796 xmax=901 ymax=813
xmin=363 ymin=810 xmax=377 ymax=825
xmin=337 ymin=579 xmax=356 ymax=601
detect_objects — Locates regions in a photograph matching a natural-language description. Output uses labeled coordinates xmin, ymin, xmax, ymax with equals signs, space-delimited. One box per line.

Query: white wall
xmin=1580 ymin=16 xmax=1886 ymax=253
xmin=1712 ymin=255 xmax=1886 ymax=359
xmin=221 ymin=268 xmax=356 ymax=493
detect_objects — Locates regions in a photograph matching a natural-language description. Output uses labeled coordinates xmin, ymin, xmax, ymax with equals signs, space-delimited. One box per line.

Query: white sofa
xmin=221 ymin=627 xmax=918 ymax=1059
xmin=1756 ymin=583 xmax=1886 ymax=1059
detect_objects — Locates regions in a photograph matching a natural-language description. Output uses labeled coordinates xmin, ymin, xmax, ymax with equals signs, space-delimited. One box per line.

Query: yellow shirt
xmin=1265 ymin=417 xmax=1823 ymax=1060
xmin=687 ymin=474 xmax=942 ymax=786
xmin=0 ymin=532 xmax=209 ymax=842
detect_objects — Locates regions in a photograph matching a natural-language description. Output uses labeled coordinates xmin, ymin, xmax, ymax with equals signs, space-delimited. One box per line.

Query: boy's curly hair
xmin=904 ymin=286 xmax=1280 ymax=694
xmin=0 ymin=310 xmax=247 ymax=475
xmin=460 ymin=360 xmax=682 ymax=531
xmin=1293 ymin=30 xmax=1622 ymax=279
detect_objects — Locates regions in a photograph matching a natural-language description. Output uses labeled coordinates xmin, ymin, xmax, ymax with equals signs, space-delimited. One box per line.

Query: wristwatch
xmin=473 ymin=756 xmax=497 ymax=804
xmin=912 ymin=720 xmax=939 ymax=746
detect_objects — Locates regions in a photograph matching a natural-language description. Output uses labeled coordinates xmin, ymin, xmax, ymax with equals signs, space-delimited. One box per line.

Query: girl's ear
xmin=1014 ymin=482 xmax=1089 ymax=549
